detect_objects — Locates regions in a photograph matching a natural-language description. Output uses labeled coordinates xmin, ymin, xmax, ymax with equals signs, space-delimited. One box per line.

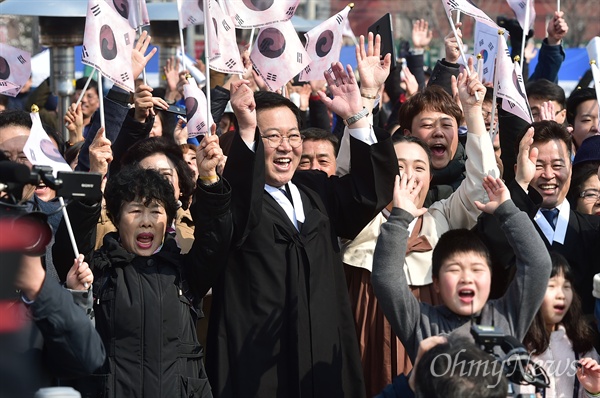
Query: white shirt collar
xmin=534 ymin=200 xmax=570 ymax=245
xmin=264 ymin=182 xmax=305 ymax=231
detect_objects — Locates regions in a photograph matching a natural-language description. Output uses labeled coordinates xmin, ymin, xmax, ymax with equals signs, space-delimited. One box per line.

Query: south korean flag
xmin=0 ymin=44 xmax=31 ymax=97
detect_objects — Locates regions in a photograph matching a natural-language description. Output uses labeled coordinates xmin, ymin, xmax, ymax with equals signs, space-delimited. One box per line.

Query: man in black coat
xmin=206 ymin=63 xmax=397 ymax=398
xmin=477 ymin=121 xmax=600 ymax=315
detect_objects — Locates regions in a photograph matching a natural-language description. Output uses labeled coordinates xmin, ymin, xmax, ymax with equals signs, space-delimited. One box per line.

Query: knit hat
xmin=573 ymin=134 xmax=600 ymax=165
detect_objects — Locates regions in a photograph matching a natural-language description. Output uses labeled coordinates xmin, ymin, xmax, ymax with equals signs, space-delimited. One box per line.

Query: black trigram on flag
xmin=235 ymin=15 xmax=244 ymax=25
xmin=225 ymin=59 xmax=236 ymax=68
xmin=196 ymin=122 xmax=206 ymax=130
xmin=508 ymin=100 xmax=516 ymax=109
xmin=91 ymin=4 xmax=101 ymax=16
xmin=479 ymin=39 xmax=484 ymax=46
xmin=17 ymin=55 xmax=26 ymax=64
xmin=82 ymin=46 xmax=89 ymax=58
xmin=503 ymin=48 xmax=510 ymax=57
xmin=446 ymin=0 xmax=460 ymax=9
xmin=121 ymin=72 xmax=130 ymax=82
xmin=304 ymin=65 xmax=311 ymax=74
xmin=124 ymin=33 xmax=130 ymax=46
xmin=286 ymin=7 xmax=295 ymax=17
xmin=483 ymin=67 xmax=489 ymax=75
xmin=326 ymin=66 xmax=333 ymax=75
xmin=222 ymin=20 xmax=231 ymax=32
xmin=336 ymin=15 xmax=343 ymax=25
xmin=297 ymin=53 xmax=302 ymax=63
xmin=266 ymin=73 xmax=277 ymax=81
xmin=188 ymin=16 xmax=198 ymax=24
xmin=518 ymin=1 xmax=526 ymax=8
xmin=0 ymin=82 xmax=7 ymax=87
xmin=488 ymin=42 xmax=494 ymax=51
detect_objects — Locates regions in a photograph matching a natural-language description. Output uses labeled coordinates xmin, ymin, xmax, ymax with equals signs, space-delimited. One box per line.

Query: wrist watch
xmin=343 ymin=107 xmax=369 ymax=126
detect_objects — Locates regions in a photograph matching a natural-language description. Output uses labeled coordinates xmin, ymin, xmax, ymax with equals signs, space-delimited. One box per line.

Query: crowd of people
xmin=2 ymin=8 xmax=600 ymax=398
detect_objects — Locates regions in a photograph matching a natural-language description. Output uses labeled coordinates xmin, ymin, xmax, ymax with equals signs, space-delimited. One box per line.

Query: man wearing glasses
xmin=205 ymin=63 xmax=396 ymax=398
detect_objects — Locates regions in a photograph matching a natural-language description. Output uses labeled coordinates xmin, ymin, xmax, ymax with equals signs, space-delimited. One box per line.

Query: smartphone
xmin=154 ymin=104 xmax=186 ymax=117
xmin=368 ymin=13 xmax=397 ymax=69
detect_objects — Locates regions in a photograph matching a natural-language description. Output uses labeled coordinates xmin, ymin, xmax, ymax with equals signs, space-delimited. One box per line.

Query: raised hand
xmin=457 ymin=57 xmax=486 ymax=109
xmin=401 ymin=65 xmax=419 ymax=97
xmin=356 ymin=32 xmax=391 ymax=99
xmin=134 ymin=84 xmax=168 ymax=123
xmin=412 ymin=19 xmax=433 ymax=49
xmin=66 ymin=254 xmax=93 ymax=291
xmin=173 ymin=117 xmax=189 ymax=145
xmin=577 ymin=358 xmax=600 ymax=395
xmin=547 ymin=11 xmax=569 ymax=46
xmin=164 ymin=57 xmax=181 ymax=103
xmin=444 ymin=22 xmax=462 ymax=64
xmin=64 ymin=102 xmax=84 ymax=144
xmin=196 ymin=126 xmax=223 ymax=184
xmin=89 ymin=127 xmax=112 ymax=177
xmin=319 ymin=62 xmax=363 ymax=122
xmin=229 ymin=79 xmax=256 ymax=141
xmin=132 ymin=30 xmax=157 ymax=82
xmin=539 ymin=101 xmax=556 ymax=122
xmin=474 ymin=175 xmax=511 ymax=214
xmin=392 ymin=174 xmax=428 ymax=218
xmin=515 ymin=127 xmax=538 ymax=191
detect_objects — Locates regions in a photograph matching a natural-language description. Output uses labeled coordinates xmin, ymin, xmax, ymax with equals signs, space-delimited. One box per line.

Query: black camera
xmin=471 ymin=324 xmax=549 ymax=397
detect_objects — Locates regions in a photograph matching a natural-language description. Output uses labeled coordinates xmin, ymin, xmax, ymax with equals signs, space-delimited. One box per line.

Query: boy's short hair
xmin=566 ymin=87 xmax=596 ymax=125
xmin=432 ymin=229 xmax=491 ymax=278
xmin=398 ymin=85 xmax=463 ymax=133
xmin=414 ymin=335 xmax=508 ymax=398
xmin=525 ymin=79 xmax=566 ymax=109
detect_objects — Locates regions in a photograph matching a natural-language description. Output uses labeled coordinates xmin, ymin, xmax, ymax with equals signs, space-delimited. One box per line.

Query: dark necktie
xmin=541 ymin=208 xmax=559 ymax=229
xmin=279 ymin=185 xmax=294 ymax=207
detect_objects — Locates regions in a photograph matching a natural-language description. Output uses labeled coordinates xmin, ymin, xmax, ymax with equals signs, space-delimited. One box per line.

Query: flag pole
xmin=456 ymin=11 xmax=461 ymax=24
xmin=557 ymin=0 xmax=561 ymax=13
xmin=240 ymin=28 xmax=256 ymax=79
xmin=476 ymin=53 xmax=483 ymax=78
xmin=97 ymin=69 xmax=105 ymax=132
xmin=203 ymin=0 xmax=212 ymax=136
xmin=519 ymin=0 xmax=531 ymax=69
xmin=513 ymin=55 xmax=534 ymax=121
xmin=347 ymin=3 xmax=358 ymax=46
xmin=445 ymin=12 xmax=479 ymax=101
xmin=179 ymin=27 xmax=187 ymax=72
xmin=65 ymin=70 xmax=96 ymax=128
xmin=489 ymin=30 xmax=503 ymax=139
xmin=137 ymin=1 xmax=147 ymax=85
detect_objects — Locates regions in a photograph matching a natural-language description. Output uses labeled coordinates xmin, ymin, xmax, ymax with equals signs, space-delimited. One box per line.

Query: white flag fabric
xmin=473 ymin=21 xmax=499 ymax=83
xmin=107 ymin=0 xmax=150 ymax=29
xmin=176 ymin=49 xmax=206 ymax=86
xmin=24 ymin=113 xmax=72 ymax=176
xmin=506 ymin=0 xmax=535 ymax=33
xmin=341 ymin=15 xmax=357 ymax=44
xmin=496 ymin=35 xmax=532 ymax=123
xmin=177 ymin=0 xmax=205 ymax=29
xmin=183 ymin=77 xmax=214 ymax=138
xmin=300 ymin=6 xmax=350 ymax=82
xmin=250 ymin=20 xmax=312 ymax=91
xmin=587 ymin=36 xmax=600 ymax=63
xmin=0 ymin=44 xmax=31 ymax=97
xmin=82 ymin=0 xmax=136 ymax=92
xmin=224 ymin=0 xmax=300 ymax=28
xmin=207 ymin=0 xmax=244 ymax=74
xmin=442 ymin=0 xmax=500 ymax=29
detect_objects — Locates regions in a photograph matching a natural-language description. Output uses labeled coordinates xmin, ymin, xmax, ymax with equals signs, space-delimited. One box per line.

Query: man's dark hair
xmin=525 ymin=79 xmax=566 ymax=109
xmin=391 ymin=133 xmax=433 ymax=171
xmin=254 ymin=91 xmax=302 ymax=128
xmin=300 ymin=127 xmax=339 ymax=156
xmin=75 ymin=77 xmax=99 ymax=94
xmin=0 ymin=109 xmax=32 ymax=129
xmin=566 ymin=87 xmax=597 ymax=126
xmin=567 ymin=161 xmax=600 ymax=210
xmin=121 ymin=137 xmax=195 ymax=209
xmin=414 ymin=335 xmax=508 ymax=398
xmin=432 ymin=229 xmax=491 ymax=279
xmin=515 ymin=120 xmax=573 ymax=160
xmin=105 ymin=166 xmax=178 ymax=228
xmin=483 ymin=88 xmax=494 ymax=104
xmin=398 ymin=85 xmax=463 ymax=132
xmin=0 ymin=94 xmax=9 ymax=109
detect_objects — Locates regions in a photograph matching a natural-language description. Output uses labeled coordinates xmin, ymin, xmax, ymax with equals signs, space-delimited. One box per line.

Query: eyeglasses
xmin=261 ymin=133 xmax=304 ymax=148
xmin=579 ymin=189 xmax=600 ymax=202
